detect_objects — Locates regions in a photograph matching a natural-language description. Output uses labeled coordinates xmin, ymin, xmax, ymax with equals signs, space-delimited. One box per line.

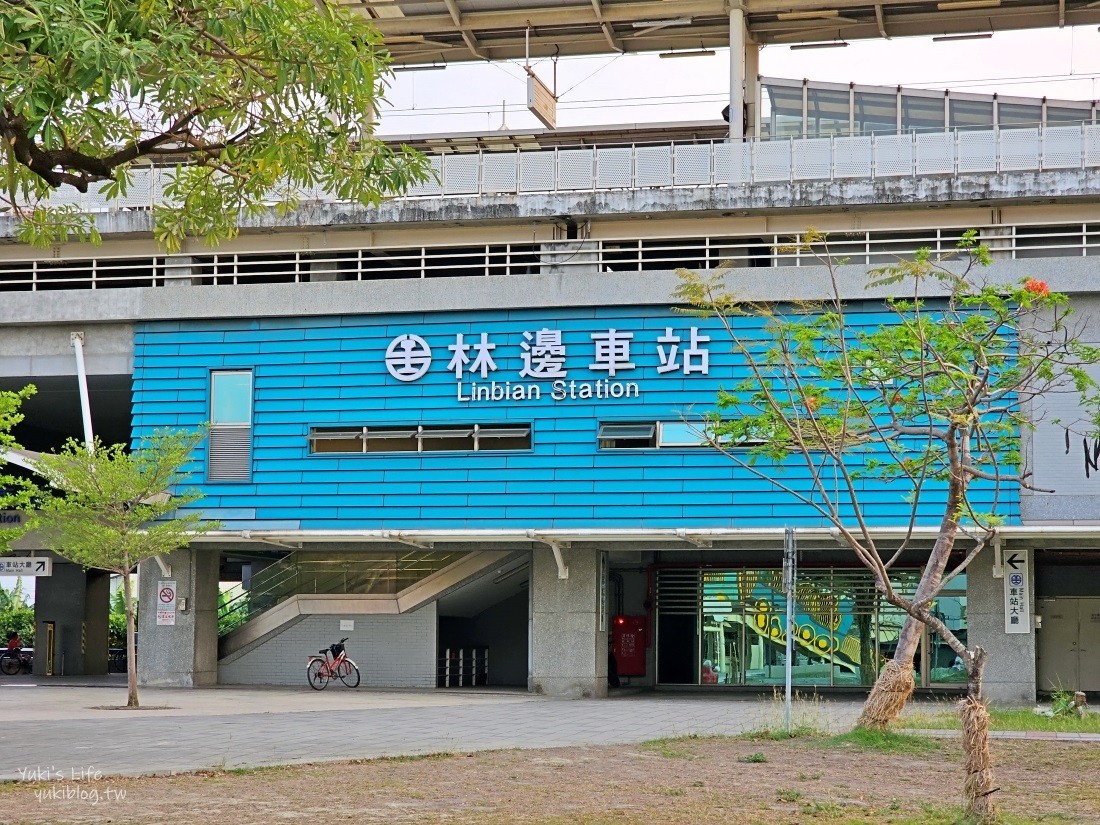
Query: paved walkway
xmin=1 ymin=677 xmax=1096 ymax=781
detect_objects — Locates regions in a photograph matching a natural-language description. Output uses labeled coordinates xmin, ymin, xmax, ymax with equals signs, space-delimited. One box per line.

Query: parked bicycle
xmin=0 ymin=648 xmax=33 ymax=675
xmin=306 ymin=637 xmax=360 ymax=690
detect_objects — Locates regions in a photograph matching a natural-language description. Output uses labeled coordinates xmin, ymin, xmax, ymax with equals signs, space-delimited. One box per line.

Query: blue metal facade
xmin=132 ymin=303 xmax=1017 ymax=531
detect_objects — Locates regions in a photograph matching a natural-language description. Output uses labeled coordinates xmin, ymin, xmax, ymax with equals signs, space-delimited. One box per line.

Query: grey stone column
xmin=138 ymin=547 xmax=220 ymax=687
xmin=967 ymin=546 xmax=1036 ymax=705
xmin=529 ymin=547 xmax=607 ymax=698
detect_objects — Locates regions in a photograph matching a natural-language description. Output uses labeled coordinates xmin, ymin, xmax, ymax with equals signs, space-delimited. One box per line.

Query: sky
xmin=377 ymin=25 xmax=1100 ymax=136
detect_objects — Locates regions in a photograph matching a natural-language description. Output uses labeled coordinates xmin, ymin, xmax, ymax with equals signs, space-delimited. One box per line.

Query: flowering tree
xmin=677 ymin=231 xmax=1100 ymax=821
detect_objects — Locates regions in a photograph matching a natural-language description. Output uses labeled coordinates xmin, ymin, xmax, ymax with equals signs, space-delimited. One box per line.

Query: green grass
xmin=899 ymin=705 xmax=1100 ymax=734
xmin=737 ymin=751 xmax=768 ymax=763
xmin=639 ymin=733 xmax=710 ymax=759
xmin=824 ymin=728 xmax=941 ymax=754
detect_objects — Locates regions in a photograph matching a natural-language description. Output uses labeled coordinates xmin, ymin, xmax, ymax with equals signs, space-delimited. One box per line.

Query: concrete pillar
xmin=539 ymin=242 xmax=601 ymax=277
xmin=744 ymin=42 xmax=760 ymax=138
xmin=138 ymin=547 xmax=220 ymax=687
xmin=967 ymin=546 xmax=1036 ymax=705
xmin=33 ymin=559 xmax=109 ymax=676
xmin=529 ymin=547 xmax=607 ymax=698
xmin=164 ymin=256 xmax=196 ymax=287
xmin=729 ymin=8 xmax=747 ymax=140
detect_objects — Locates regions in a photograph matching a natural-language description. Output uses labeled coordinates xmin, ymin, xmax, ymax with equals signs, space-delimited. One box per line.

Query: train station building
xmin=1 ymin=1 xmax=1099 ymax=702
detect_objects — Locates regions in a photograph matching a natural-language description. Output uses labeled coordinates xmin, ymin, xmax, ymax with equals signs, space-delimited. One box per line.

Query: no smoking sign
xmin=157 ymin=580 xmax=177 ymax=626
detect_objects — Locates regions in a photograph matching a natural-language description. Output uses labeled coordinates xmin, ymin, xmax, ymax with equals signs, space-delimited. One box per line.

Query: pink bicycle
xmin=306 ymin=637 xmax=360 ymax=689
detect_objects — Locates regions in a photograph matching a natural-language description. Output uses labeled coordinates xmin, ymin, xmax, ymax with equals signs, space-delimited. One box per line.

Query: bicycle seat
xmin=318 ymin=649 xmax=327 ymax=654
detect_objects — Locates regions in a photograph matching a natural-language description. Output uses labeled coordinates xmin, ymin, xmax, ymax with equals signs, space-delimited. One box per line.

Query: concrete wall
xmin=1023 ymin=293 xmax=1100 ymax=524
xmin=33 ymin=559 xmax=109 ymax=677
xmin=137 ymin=548 xmax=220 ymax=688
xmin=967 ymin=547 xmax=1036 ymax=705
xmin=530 ymin=547 xmax=607 ymax=698
xmin=218 ymin=604 xmax=437 ymax=687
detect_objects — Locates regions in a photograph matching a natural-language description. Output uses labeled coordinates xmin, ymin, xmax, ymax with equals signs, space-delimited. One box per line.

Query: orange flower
xmin=1024 ymin=278 xmax=1050 ymax=297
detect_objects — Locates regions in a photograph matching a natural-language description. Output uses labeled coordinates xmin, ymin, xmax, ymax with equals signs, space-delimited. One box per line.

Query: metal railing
xmin=3 ymin=224 xmax=1099 ymax=292
xmin=437 ymin=647 xmax=489 ymax=688
xmin=23 ymin=124 xmax=1100 ymax=216
xmin=217 ymin=550 xmax=465 ymax=635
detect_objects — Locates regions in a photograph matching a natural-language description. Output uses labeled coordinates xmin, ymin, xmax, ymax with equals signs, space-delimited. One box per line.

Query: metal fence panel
xmin=792 ymin=138 xmax=832 ymax=180
xmin=519 ymin=151 xmax=556 ymax=192
xmin=673 ymin=144 xmax=712 ymax=185
xmin=833 ymin=136 xmax=872 ymax=178
xmin=482 ymin=152 xmax=519 ymax=194
xmin=873 ymin=134 xmax=913 ymax=177
xmin=957 ymin=131 xmax=998 ymax=174
xmin=754 ymin=139 xmax=792 ymax=182
xmin=636 ymin=145 xmax=672 ymax=187
xmin=558 ymin=148 xmax=595 ymax=190
xmin=442 ymin=153 xmax=480 ymax=195
xmin=1042 ymin=126 xmax=1083 ymax=170
xmin=915 ymin=132 xmax=955 ymax=175
xmin=999 ymin=128 xmax=1040 ymax=172
xmin=408 ymin=157 xmax=444 ymax=197
xmin=596 ymin=147 xmax=633 ymax=188
xmin=717 ymin=142 xmax=749 ymax=185
xmin=1086 ymin=125 xmax=1100 ymax=168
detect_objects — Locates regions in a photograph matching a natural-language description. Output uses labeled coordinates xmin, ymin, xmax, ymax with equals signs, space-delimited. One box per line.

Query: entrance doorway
xmin=1038 ymin=598 xmax=1100 ymax=693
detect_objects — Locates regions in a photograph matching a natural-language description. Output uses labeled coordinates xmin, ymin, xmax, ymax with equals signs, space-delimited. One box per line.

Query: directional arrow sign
xmin=1003 ymin=549 xmax=1031 ymax=634
xmin=0 ymin=556 xmax=52 ymax=576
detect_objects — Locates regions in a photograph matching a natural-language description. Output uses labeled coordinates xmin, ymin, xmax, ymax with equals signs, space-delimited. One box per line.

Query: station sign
xmin=1003 ymin=549 xmax=1031 ymax=634
xmin=0 ymin=556 xmax=51 ymax=576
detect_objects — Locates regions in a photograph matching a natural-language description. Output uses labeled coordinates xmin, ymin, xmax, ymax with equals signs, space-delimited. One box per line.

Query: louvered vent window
xmin=209 ymin=370 xmax=253 ymax=481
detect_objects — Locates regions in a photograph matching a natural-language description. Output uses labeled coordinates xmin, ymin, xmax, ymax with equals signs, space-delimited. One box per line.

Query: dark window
xmin=309 ymin=424 xmax=532 ymax=454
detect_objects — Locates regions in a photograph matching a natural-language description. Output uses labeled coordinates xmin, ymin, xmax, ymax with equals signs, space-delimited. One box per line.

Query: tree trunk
xmin=123 ymin=569 xmax=139 ymax=709
xmin=960 ymin=648 xmax=997 ymax=823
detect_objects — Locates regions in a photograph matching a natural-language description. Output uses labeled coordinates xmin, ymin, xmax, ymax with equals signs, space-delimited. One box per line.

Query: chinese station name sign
xmin=384 ymin=326 xmax=711 ymax=403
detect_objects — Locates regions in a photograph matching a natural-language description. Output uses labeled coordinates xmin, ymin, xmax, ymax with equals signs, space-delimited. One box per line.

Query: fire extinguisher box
xmin=611 ymin=615 xmax=647 ymax=677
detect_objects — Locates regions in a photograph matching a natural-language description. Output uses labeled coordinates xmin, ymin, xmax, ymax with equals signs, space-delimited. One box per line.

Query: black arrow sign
xmin=1006 ymin=553 xmax=1023 ymax=571
xmin=35 ymin=560 xmax=46 ymax=572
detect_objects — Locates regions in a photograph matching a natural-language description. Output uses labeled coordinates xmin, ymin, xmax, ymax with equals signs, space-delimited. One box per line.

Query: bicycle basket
xmin=330 ymin=643 xmax=345 ymax=657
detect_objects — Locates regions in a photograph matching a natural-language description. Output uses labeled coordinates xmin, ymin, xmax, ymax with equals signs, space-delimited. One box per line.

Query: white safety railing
xmin=28 ymin=125 xmax=1100 ymax=215
xmin=2 ymin=225 xmax=1099 ymax=291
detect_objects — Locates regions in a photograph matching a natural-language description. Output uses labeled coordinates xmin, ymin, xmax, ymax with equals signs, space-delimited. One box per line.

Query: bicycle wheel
xmin=0 ymin=653 xmax=20 ymax=676
xmin=306 ymin=659 xmax=328 ymax=690
xmin=338 ymin=659 xmax=360 ymax=688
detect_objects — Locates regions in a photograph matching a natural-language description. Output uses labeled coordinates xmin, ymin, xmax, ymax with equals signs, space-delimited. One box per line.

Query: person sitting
xmin=6 ymin=630 xmax=22 ymax=651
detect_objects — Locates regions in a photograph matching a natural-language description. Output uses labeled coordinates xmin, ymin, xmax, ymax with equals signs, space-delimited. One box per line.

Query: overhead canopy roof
xmin=338 ymin=0 xmax=1100 ymax=65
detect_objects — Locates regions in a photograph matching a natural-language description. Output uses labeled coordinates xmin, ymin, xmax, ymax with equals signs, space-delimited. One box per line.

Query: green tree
xmin=0 ymin=577 xmax=34 ymax=646
xmin=28 ymin=429 xmax=218 ymax=707
xmin=677 ymin=231 xmax=1100 ymax=822
xmin=1 ymin=0 xmax=430 ymax=251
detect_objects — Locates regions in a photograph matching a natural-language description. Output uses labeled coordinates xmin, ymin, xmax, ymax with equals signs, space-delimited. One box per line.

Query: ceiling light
xmin=936 ymin=0 xmax=1001 ymax=10
xmin=392 ymin=63 xmax=446 ymax=72
xmin=789 ymin=41 xmax=849 ymax=50
xmin=658 ymin=48 xmax=717 ymax=58
xmin=777 ymin=9 xmax=840 ymax=20
xmin=932 ymin=32 xmax=993 ymax=41
xmin=631 ymin=18 xmax=692 ymax=28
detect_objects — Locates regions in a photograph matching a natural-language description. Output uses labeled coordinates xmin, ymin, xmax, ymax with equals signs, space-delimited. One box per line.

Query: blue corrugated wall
xmin=132 ymin=303 xmax=1018 ymax=530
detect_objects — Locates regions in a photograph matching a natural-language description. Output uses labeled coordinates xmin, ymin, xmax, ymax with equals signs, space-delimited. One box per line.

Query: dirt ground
xmin=3 ymin=734 xmax=1098 ymax=825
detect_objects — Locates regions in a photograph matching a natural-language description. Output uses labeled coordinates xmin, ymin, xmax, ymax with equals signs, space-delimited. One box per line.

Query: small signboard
xmin=527 ymin=71 xmax=557 ymax=129
xmin=0 ymin=556 xmax=52 ymax=576
xmin=1003 ymin=550 xmax=1031 ymax=634
xmin=157 ymin=580 xmax=177 ymax=626
xmin=340 ymin=619 xmax=354 ymax=631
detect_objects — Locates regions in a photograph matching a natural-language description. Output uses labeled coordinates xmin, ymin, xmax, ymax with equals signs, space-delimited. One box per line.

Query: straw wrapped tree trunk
xmin=960 ymin=648 xmax=996 ymax=822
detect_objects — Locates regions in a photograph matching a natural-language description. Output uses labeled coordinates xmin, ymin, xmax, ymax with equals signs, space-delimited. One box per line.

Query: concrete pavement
xmin=2 ymin=676 xmax=1096 ymax=783
xmin=1 ymin=676 xmax=864 ymax=780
